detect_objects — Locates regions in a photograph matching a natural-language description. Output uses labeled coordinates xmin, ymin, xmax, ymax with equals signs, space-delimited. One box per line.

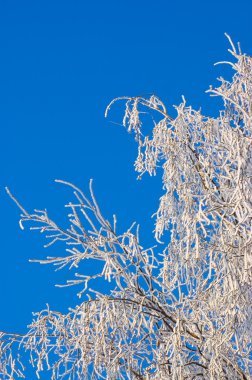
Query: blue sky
xmin=0 ymin=0 xmax=251 ymax=375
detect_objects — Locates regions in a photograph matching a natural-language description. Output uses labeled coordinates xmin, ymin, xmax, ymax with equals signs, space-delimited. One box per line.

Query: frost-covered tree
xmin=1 ymin=35 xmax=252 ymax=379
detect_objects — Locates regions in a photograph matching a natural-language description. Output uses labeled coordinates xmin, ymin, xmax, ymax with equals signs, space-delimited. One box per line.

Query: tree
xmin=1 ymin=35 xmax=251 ymax=379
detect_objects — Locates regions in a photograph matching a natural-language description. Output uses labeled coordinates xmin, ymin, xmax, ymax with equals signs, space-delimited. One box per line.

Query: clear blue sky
xmin=0 ymin=0 xmax=251 ymax=375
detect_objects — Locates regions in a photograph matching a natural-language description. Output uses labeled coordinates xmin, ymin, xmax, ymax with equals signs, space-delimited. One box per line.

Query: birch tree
xmin=1 ymin=35 xmax=252 ymax=379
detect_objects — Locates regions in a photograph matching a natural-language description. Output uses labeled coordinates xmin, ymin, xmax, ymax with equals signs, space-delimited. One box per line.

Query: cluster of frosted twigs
xmin=1 ymin=36 xmax=251 ymax=379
